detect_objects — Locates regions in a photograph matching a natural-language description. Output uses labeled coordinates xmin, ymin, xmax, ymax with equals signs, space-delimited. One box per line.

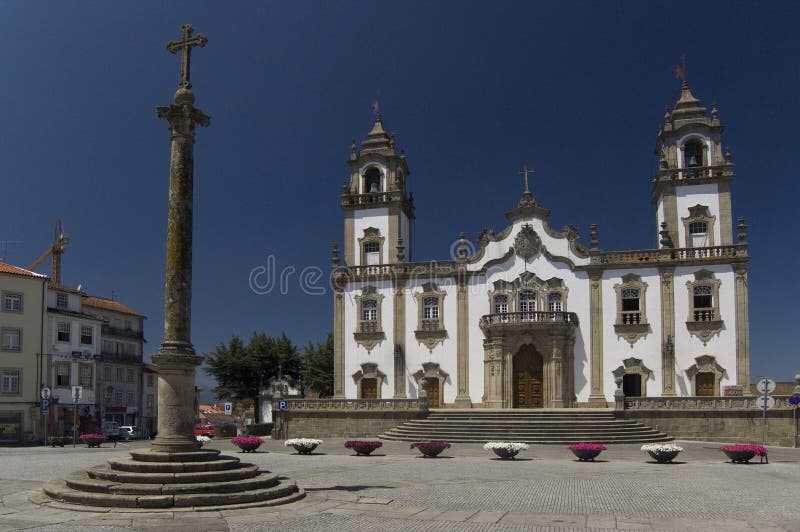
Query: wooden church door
xmin=361 ymin=378 xmax=378 ymax=399
xmin=695 ymin=372 xmax=715 ymax=396
xmin=513 ymin=345 xmax=543 ymax=408
xmin=423 ymin=379 xmax=440 ymax=408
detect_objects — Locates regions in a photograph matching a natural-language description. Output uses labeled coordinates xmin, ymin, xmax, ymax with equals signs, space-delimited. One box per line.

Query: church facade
xmin=331 ymin=79 xmax=750 ymax=408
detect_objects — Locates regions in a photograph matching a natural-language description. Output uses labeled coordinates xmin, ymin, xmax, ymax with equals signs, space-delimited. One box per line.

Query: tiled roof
xmin=0 ymin=261 xmax=47 ymax=279
xmin=82 ymin=296 xmax=145 ymax=318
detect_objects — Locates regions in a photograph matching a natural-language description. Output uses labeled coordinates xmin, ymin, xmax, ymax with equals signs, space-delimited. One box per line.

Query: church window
xmin=519 ymin=290 xmax=536 ymax=320
xmin=693 ymin=286 xmax=713 ymax=321
xmin=364 ymin=242 xmax=380 ymax=265
xmin=354 ymin=287 xmax=385 ymax=351
xmin=361 ymin=299 xmax=377 ymax=323
xmin=613 ymin=274 xmax=650 ymax=345
xmin=547 ymin=292 xmax=562 ymax=312
xmin=414 ymin=282 xmax=447 ymax=348
xmin=685 ymin=270 xmax=723 ymax=342
xmin=358 ymin=228 xmax=384 ymax=266
xmin=423 ymin=297 xmax=439 ymax=320
xmin=621 ymin=289 xmax=641 ymax=324
xmin=682 ymin=205 xmax=715 ymax=248
xmin=493 ymin=294 xmax=508 ymax=314
xmin=363 ymin=166 xmax=382 ymax=193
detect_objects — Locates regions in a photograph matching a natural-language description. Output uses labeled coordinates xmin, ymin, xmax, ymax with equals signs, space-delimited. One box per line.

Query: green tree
xmin=204 ymin=332 xmax=302 ymax=423
xmin=302 ymin=333 xmax=334 ymax=397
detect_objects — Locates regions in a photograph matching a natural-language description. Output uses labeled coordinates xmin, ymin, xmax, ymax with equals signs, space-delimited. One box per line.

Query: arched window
xmin=519 ymin=290 xmax=536 ymax=320
xmin=423 ymin=297 xmax=440 ymax=320
xmin=364 ymin=167 xmax=382 ymax=193
xmin=493 ymin=294 xmax=508 ymax=314
xmin=621 ymin=288 xmax=641 ymax=324
xmin=362 ymin=299 xmax=377 ymax=322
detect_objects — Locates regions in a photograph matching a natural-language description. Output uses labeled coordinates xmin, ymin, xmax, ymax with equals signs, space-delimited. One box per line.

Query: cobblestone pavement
xmin=0 ymin=439 xmax=797 ymax=531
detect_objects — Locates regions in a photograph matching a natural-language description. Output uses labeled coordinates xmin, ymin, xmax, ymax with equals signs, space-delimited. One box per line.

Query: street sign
xmin=755 ymin=396 xmax=776 ymax=410
xmin=40 ymin=398 xmax=51 ymax=412
xmin=40 ymin=386 xmax=51 ymax=399
xmin=224 ymin=402 xmax=232 ymax=414
xmin=71 ymin=385 xmax=83 ymax=402
xmin=277 ymin=400 xmax=288 ymax=411
xmin=756 ymin=378 xmax=776 ymax=395
xmin=789 ymin=395 xmax=800 ymax=406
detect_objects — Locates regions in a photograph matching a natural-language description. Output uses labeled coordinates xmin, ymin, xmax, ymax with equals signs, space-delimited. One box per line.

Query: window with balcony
xmin=685 ymin=270 xmax=723 ymax=344
xmin=2 ymin=328 xmax=21 ymax=351
xmin=57 ymin=322 xmax=70 ymax=343
xmin=613 ymin=273 xmax=650 ymax=345
xmin=519 ymin=290 xmax=537 ymax=321
xmin=78 ymin=364 xmax=93 ymax=388
xmin=3 ymin=292 xmax=22 ymax=313
xmin=682 ymin=205 xmax=716 ymax=248
xmin=80 ymin=325 xmax=93 ymax=345
xmin=354 ymin=286 xmax=385 ymax=352
xmin=414 ymin=282 xmax=447 ymax=350
xmin=1 ymin=369 xmax=20 ymax=394
xmin=55 ymin=363 xmax=70 ymax=387
xmin=493 ymin=294 xmax=508 ymax=314
xmin=358 ymin=227 xmax=384 ymax=266
xmin=547 ymin=292 xmax=562 ymax=312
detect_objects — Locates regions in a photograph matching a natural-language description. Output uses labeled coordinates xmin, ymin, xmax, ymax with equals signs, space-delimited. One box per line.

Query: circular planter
xmin=237 ymin=443 xmax=262 ymax=453
xmin=351 ymin=444 xmax=378 ymax=456
xmin=292 ymin=443 xmax=318 ymax=455
xmin=571 ymin=448 xmax=602 ymax=461
xmin=648 ymin=450 xmax=680 ymax=463
xmin=415 ymin=446 xmax=446 ymax=458
xmin=492 ymin=447 xmax=520 ymax=460
xmin=81 ymin=439 xmax=104 ymax=448
xmin=723 ymin=450 xmax=755 ymax=464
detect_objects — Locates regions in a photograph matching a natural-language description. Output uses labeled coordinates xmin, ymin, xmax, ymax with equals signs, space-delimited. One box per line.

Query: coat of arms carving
xmin=514 ymin=224 xmax=541 ymax=261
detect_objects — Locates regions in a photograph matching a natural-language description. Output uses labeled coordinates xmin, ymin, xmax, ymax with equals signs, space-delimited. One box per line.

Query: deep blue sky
xmin=1 ymin=2 xmax=798 ymax=399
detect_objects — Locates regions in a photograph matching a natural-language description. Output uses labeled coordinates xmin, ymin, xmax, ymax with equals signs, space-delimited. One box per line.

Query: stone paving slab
xmin=0 ymin=439 xmax=798 ymax=531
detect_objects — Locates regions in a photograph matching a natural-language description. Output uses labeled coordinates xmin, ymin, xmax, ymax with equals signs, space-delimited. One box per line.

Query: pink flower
xmin=567 ymin=442 xmax=607 ymax=451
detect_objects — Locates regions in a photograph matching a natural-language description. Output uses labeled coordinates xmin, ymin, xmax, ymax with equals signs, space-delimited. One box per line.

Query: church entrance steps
xmin=379 ymin=409 xmax=671 ymax=444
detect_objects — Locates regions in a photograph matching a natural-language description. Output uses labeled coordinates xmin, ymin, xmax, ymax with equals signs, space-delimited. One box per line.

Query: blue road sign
xmin=277 ymin=400 xmax=288 ymax=411
xmin=40 ymin=398 xmax=51 ymax=412
xmin=789 ymin=395 xmax=800 ymax=406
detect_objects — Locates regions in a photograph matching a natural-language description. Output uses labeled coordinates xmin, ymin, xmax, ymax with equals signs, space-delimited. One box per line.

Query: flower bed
xmin=231 ymin=436 xmax=264 ymax=453
xmin=79 ymin=433 xmax=106 ymax=448
xmin=641 ymin=443 xmax=683 ymax=463
xmin=344 ymin=440 xmax=382 ymax=456
xmin=285 ymin=438 xmax=322 ymax=455
xmin=483 ymin=441 xmax=529 ymax=460
xmin=719 ymin=444 xmax=767 ymax=464
xmin=196 ymin=435 xmax=211 ymax=445
xmin=410 ymin=441 xmax=451 ymax=458
xmin=567 ymin=442 xmax=607 ymax=461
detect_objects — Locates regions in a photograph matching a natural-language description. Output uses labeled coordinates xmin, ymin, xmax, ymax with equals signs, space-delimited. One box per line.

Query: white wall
xmin=353 ymin=208 xmax=389 ymax=266
xmin=675 ymin=183 xmax=721 ymax=247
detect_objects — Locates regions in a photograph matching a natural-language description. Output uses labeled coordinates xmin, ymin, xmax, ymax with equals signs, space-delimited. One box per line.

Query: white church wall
xmin=353 ymin=208 xmax=389 ymax=266
xmin=675 ymin=183 xmax=721 ymax=247
xmin=400 ymin=216 xmax=411 ymax=260
xmin=468 ymin=274 xmax=491 ymax=404
xmin=673 ymin=265 xmax=737 ymax=395
xmin=342 ymin=280 xmax=395 ymax=398
xmin=601 ymin=268 xmax=662 ymax=399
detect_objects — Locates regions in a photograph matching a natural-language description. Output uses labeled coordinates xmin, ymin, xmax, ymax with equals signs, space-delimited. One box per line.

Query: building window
xmin=146 ymin=394 xmax=154 ymax=410
xmin=102 ymin=340 xmax=113 ymax=354
xmin=358 ymin=227 xmax=385 ymax=266
xmin=353 ymin=286 xmax=385 ymax=352
xmin=682 ymin=204 xmax=716 ymax=249
xmin=519 ymin=290 xmax=536 ymax=320
xmin=79 ymin=365 xmax=93 ymax=388
xmin=80 ymin=325 xmax=93 ymax=345
xmin=423 ymin=297 xmax=439 ymax=320
xmin=124 ymin=319 xmax=132 ymax=330
xmin=55 ymin=364 xmax=70 ymax=387
xmin=146 ymin=374 xmax=154 ymax=387
xmin=493 ymin=294 xmax=508 ymax=314
xmin=685 ymin=270 xmax=724 ymax=343
xmin=414 ymin=282 xmax=447 ymax=349
xmin=126 ymin=391 xmax=134 ymax=405
xmin=363 ymin=166 xmax=382 ymax=193
xmin=1 ymin=328 xmax=21 ymax=351
xmin=693 ymin=286 xmax=714 ymax=321
xmin=613 ymin=274 xmax=650 ymax=345
xmin=116 ymin=367 xmax=124 ymax=382
xmin=57 ymin=322 xmax=70 ymax=342
xmin=547 ymin=292 xmax=562 ymax=312
xmin=103 ymin=365 xmax=112 ymax=381
xmin=3 ymin=292 xmax=23 ymax=313
xmin=114 ymin=390 xmax=123 ymax=405
xmin=127 ymin=368 xmax=134 ymax=384
xmin=1 ymin=369 xmax=20 ymax=394
xmin=56 ymin=292 xmax=68 ymax=309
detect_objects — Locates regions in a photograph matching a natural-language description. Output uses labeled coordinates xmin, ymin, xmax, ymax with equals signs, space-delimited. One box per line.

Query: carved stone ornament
xmin=686 ymin=320 xmax=724 ymax=345
xmin=514 ymin=224 xmax=541 ymax=261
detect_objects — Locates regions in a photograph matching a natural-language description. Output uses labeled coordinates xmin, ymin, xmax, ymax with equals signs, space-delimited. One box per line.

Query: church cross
xmin=518 ymin=164 xmax=535 ymax=193
xmin=166 ymin=24 xmax=208 ymax=89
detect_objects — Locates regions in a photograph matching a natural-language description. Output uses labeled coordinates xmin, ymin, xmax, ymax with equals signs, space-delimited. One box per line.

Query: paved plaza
xmin=0 ymin=438 xmax=798 ymax=531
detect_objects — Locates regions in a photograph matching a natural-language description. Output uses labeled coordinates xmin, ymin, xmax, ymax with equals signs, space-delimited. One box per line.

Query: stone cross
xmin=166 ymin=24 xmax=208 ymax=89
xmin=518 ymin=164 xmax=535 ymax=194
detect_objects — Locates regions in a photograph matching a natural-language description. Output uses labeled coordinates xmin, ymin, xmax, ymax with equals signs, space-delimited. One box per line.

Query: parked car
xmin=194 ymin=424 xmax=215 ymax=437
xmin=120 ymin=426 xmax=137 ymax=440
xmin=102 ymin=421 xmax=120 ymax=439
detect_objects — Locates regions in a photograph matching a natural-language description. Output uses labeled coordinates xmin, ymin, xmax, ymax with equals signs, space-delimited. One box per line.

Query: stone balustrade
xmin=623 ymin=395 xmax=795 ymax=411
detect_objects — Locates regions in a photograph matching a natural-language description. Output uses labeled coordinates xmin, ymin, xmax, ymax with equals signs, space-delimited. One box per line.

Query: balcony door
xmin=695 ymin=372 xmax=715 ymax=396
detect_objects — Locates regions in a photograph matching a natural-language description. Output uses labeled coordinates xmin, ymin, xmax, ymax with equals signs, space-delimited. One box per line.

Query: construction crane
xmin=28 ymin=219 xmax=69 ymax=285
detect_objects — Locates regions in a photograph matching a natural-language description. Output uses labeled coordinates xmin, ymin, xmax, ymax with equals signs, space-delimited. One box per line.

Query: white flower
xmin=483 ymin=441 xmax=529 ymax=452
xmin=285 ymin=438 xmax=323 ymax=447
xmin=641 ymin=443 xmax=683 ymax=452
xmin=196 ymin=435 xmax=211 ymax=444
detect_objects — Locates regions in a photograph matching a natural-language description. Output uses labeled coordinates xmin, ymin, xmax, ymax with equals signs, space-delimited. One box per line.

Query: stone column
xmin=482 ymin=337 xmax=503 ymax=408
xmin=659 ymin=267 xmax=676 ymax=396
xmin=454 ymin=270 xmax=472 ymax=407
xmin=587 ymin=269 xmax=607 ymax=406
xmin=333 ymin=287 xmax=345 ymax=399
xmin=734 ymin=263 xmax=750 ymax=389
xmin=393 ymin=279 xmax=406 ymax=398
xmin=151 ymin=86 xmax=209 ymax=454
xmin=549 ymin=333 xmax=564 ymax=408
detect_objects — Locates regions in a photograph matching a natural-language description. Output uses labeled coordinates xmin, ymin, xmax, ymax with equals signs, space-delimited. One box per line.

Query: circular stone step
xmin=106 ymin=456 xmax=241 ymax=473
xmin=88 ymin=463 xmax=261 ymax=484
xmin=129 ymin=449 xmax=221 ymax=462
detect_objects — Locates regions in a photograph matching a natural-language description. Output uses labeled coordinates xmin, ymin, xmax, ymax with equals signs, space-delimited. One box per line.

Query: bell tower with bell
xmin=341 ymin=105 xmax=414 ymax=266
xmin=652 ymin=69 xmax=735 ymax=249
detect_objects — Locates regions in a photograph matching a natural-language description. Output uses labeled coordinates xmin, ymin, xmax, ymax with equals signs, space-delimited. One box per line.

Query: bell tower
xmin=341 ymin=111 xmax=415 ymax=266
xmin=652 ymin=77 xmax=735 ymax=248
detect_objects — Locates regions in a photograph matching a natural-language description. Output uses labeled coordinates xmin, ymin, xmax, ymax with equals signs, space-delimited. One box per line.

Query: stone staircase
xmin=379 ymin=409 xmax=671 ymax=444
xmin=42 ymin=448 xmax=304 ymax=510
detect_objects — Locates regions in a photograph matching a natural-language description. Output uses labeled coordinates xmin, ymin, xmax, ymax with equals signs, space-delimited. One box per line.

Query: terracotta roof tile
xmin=82 ymin=296 xmax=146 ymax=318
xmin=0 ymin=261 xmax=48 ymax=279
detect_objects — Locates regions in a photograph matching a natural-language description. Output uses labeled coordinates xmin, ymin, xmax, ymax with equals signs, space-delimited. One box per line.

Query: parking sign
xmin=277 ymin=400 xmax=288 ymax=411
